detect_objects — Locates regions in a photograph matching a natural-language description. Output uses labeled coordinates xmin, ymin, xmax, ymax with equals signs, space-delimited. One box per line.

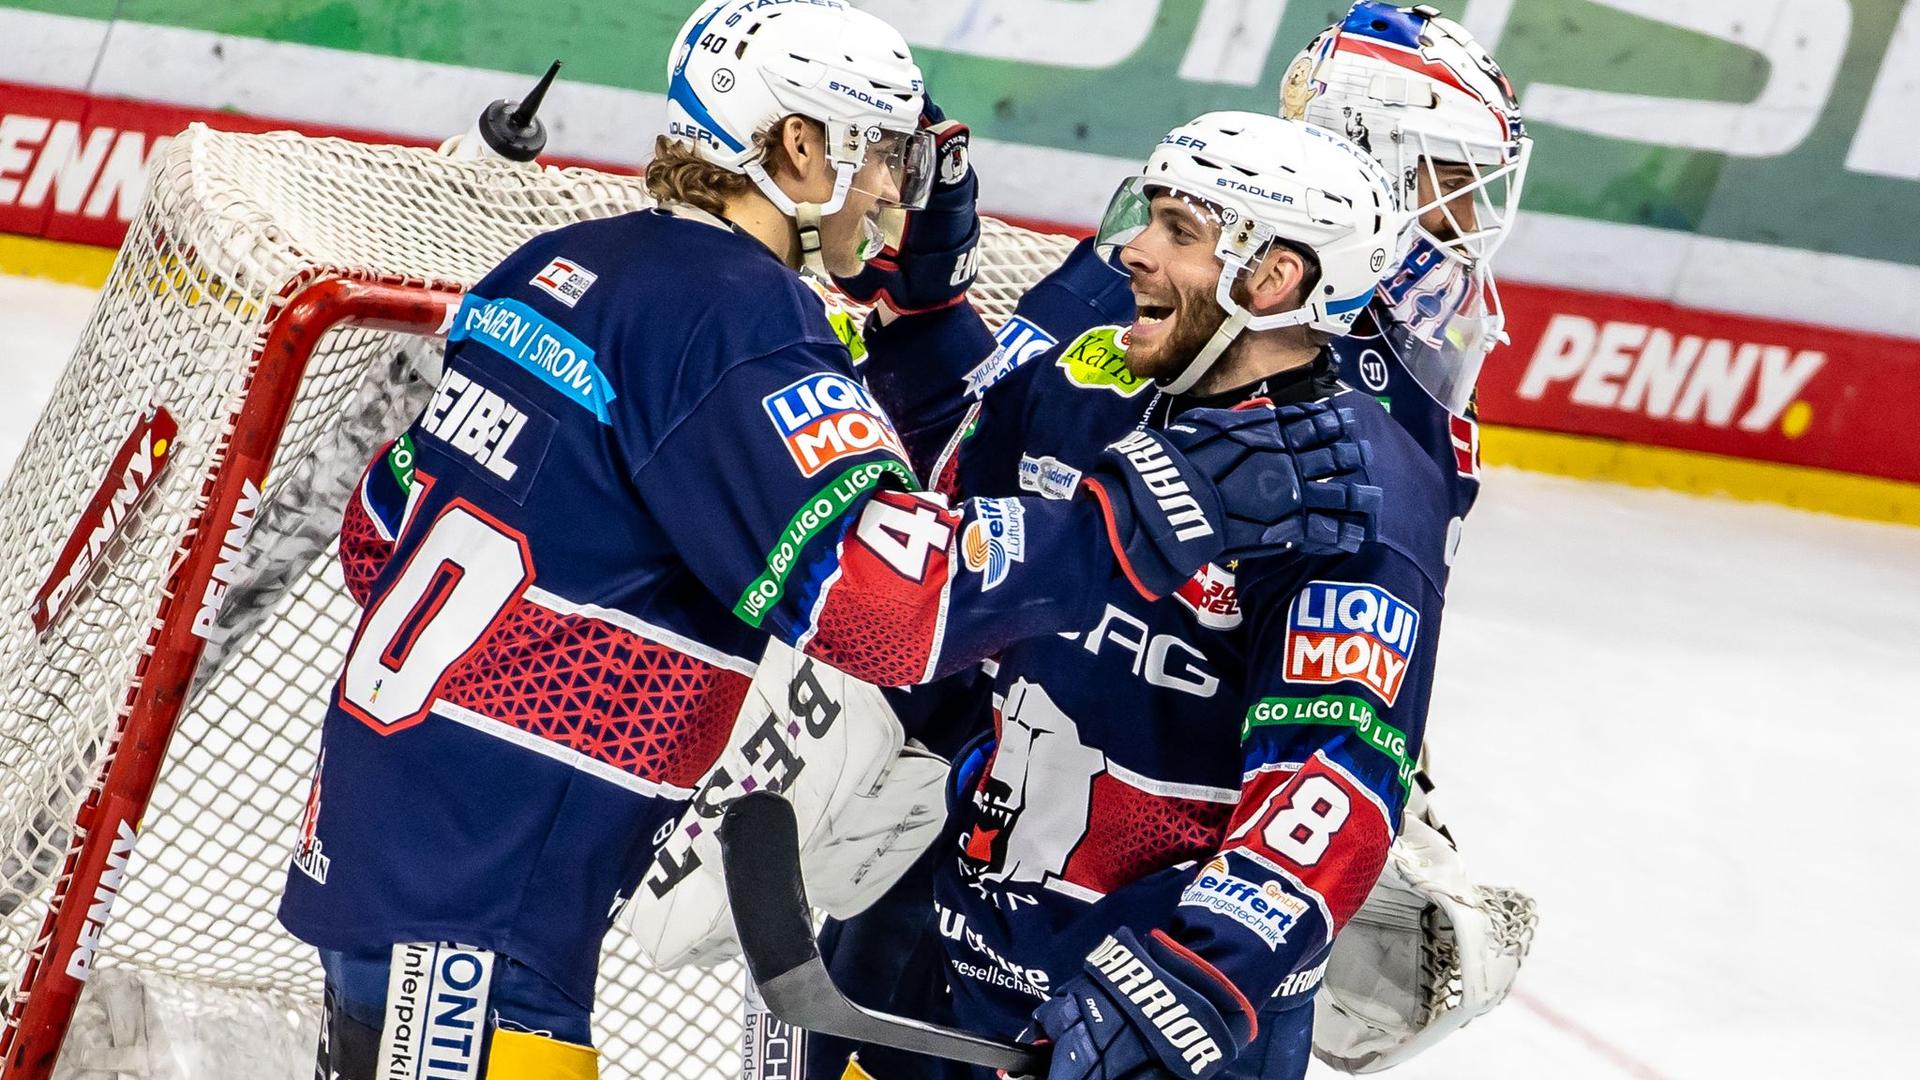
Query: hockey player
xmin=275 ymin=2 xmax=1384 ymax=1077
xmin=1284 ymin=1 xmax=1532 ymax=525
xmin=804 ymin=113 xmax=1447 ymax=1080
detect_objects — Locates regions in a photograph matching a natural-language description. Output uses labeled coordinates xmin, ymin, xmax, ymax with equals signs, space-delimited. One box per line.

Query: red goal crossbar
xmin=1 ymin=278 xmax=464 ymax=1079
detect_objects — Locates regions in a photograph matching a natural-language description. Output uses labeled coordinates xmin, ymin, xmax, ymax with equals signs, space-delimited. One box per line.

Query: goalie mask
xmin=1094 ymin=112 xmax=1411 ymax=396
xmin=664 ymin=0 xmax=936 ymax=276
xmin=1285 ymin=3 xmax=1532 ymax=410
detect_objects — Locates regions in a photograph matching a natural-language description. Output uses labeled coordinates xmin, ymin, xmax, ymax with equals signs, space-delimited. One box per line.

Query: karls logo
xmin=1179 ymin=856 xmax=1307 ymax=952
xmin=376 ymin=943 xmax=495 ymax=1080
xmin=961 ymin=497 xmax=1025 ymax=592
xmin=1285 ymin=581 xmax=1419 ymax=705
xmin=529 ymin=256 xmax=597 ymax=307
xmin=1107 ymin=431 xmax=1212 ymax=542
xmin=1518 ymin=314 xmax=1826 ymax=436
xmin=762 ymin=372 xmax=908 ymax=477
xmin=966 ymin=314 xmax=1057 ymax=397
xmin=1086 ymin=934 xmax=1225 ymax=1075
xmin=188 ymin=476 xmax=265 ymax=643
xmin=31 ymin=406 xmax=176 ymax=635
xmin=65 ymin=818 xmax=138 ymax=981
xmin=1175 ymin=563 xmax=1240 ymax=630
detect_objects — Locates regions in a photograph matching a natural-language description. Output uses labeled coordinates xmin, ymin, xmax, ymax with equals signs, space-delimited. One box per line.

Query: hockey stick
xmin=718 ymin=791 xmax=1051 ymax=1075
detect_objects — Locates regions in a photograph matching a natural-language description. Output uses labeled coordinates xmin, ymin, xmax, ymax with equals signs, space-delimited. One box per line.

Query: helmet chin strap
xmin=1157 ymin=308 xmax=1248 ymax=396
xmin=746 ymin=159 xmax=857 ymax=279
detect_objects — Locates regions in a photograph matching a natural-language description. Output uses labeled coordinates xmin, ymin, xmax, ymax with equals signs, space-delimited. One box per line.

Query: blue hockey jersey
xmin=857 ymin=240 xmax=1455 ymax=1053
xmin=278 ymin=209 xmax=1141 ymax=1006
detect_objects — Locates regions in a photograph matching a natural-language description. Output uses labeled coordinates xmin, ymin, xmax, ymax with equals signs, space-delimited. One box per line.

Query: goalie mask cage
xmin=0 ymin=124 xmax=1076 ymax=1080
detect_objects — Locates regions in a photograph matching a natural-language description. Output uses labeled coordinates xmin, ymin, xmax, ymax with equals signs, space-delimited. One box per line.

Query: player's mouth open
xmin=1133 ymin=301 xmax=1174 ymax=337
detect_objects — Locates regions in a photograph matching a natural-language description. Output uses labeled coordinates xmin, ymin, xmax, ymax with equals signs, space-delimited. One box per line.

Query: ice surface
xmin=1 ymin=270 xmax=1909 ymax=1079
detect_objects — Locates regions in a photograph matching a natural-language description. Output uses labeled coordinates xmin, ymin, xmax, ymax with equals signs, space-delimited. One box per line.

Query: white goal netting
xmin=0 ymin=124 xmax=1076 ymax=1080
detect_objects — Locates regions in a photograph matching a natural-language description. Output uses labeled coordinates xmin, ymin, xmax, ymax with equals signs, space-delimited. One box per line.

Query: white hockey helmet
xmin=663 ymin=0 xmax=935 ymax=273
xmin=1095 ymin=111 xmax=1412 ymax=395
xmin=1284 ymin=3 xmax=1529 ymax=273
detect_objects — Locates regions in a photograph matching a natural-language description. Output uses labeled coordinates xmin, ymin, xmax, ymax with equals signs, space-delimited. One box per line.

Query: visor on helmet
xmin=850 ymin=126 xmax=937 ymax=211
xmin=1093 ymin=176 xmax=1242 ymax=259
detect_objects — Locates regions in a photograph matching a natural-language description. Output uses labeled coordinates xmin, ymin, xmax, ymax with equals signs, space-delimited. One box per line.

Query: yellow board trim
xmin=1482 ymin=424 xmax=1920 ymax=527
xmin=485 ymin=1027 xmax=599 ymax=1080
xmin=0 ymin=234 xmax=115 ymax=289
xmin=4 ymin=229 xmax=1915 ymax=528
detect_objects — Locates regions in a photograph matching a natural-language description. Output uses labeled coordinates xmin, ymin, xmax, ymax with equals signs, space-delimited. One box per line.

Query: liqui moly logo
xmin=762 ymin=372 xmax=907 ymax=477
xmin=1285 ymin=581 xmax=1419 ymax=705
xmin=30 ymin=406 xmax=177 ymax=635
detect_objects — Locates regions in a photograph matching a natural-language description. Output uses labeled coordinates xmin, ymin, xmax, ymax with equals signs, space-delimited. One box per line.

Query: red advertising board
xmin=0 ymin=80 xmax=634 ymax=248
xmin=1482 ymin=282 xmax=1920 ymax=486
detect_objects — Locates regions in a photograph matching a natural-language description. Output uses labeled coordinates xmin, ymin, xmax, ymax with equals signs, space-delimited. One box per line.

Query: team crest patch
xmin=762 ymin=372 xmax=908 ymax=477
xmin=960 ymin=498 xmax=1026 ymax=592
xmin=530 ymin=257 xmax=597 ymax=307
xmin=1284 ymin=580 xmax=1419 ymax=705
xmin=1056 ymin=326 xmax=1148 ymax=397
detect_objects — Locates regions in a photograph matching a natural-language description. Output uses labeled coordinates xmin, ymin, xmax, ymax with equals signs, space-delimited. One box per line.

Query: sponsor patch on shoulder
xmin=530 ymin=257 xmax=597 ymax=307
xmin=762 ymin=372 xmax=908 ymax=477
xmin=1174 ymin=562 xmax=1240 ymax=629
xmin=1179 ymin=856 xmax=1308 ymax=951
xmin=450 ymin=293 xmax=616 ymax=423
xmin=961 ymin=498 xmax=1026 ymax=591
xmin=965 ymin=315 xmax=1057 ymax=397
xmin=1284 ymin=581 xmax=1419 ymax=705
xmin=1242 ymin=695 xmax=1415 ymax=793
xmin=377 ymin=942 xmax=494 ymax=1079
xmin=1057 ymin=325 xmax=1147 ymax=397
xmin=1017 ymin=453 xmax=1082 ymax=500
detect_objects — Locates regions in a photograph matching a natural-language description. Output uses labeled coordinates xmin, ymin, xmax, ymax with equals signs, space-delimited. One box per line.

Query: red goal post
xmin=0 ymin=124 xmax=1073 ymax=1078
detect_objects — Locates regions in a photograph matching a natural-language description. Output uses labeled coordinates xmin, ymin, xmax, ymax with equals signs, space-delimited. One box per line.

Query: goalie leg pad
xmin=315 ymin=944 xmax=596 ymax=1080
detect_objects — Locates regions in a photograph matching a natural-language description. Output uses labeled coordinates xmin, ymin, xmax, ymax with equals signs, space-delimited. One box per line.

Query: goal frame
xmin=1 ymin=277 xmax=463 ymax=1078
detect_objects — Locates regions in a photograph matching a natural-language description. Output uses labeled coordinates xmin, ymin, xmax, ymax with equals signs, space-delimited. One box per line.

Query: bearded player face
xmin=1116 ymin=194 xmax=1233 ymax=383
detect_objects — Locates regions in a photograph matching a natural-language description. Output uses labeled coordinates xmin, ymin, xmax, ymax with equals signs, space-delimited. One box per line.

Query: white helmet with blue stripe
xmin=664 ymin=0 xmax=935 ymax=273
xmin=1097 ymin=111 xmax=1412 ymax=394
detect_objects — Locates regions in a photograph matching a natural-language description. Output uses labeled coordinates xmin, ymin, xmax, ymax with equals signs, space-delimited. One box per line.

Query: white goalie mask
xmin=1094 ymin=112 xmax=1412 ymax=396
xmin=1284 ymin=3 xmax=1531 ymax=406
xmin=664 ymin=0 xmax=936 ymax=275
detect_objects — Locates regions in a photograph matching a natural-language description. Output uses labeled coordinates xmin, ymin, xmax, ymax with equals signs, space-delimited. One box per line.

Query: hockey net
xmin=0 ymin=124 xmax=1076 ymax=1080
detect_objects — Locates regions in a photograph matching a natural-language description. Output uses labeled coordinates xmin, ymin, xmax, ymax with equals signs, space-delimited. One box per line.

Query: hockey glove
xmin=1166 ymin=401 xmax=1382 ymax=557
xmin=1025 ymin=928 xmax=1255 ymax=1080
xmin=833 ymin=111 xmax=980 ymax=315
xmin=1080 ymin=402 xmax=1380 ymax=600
